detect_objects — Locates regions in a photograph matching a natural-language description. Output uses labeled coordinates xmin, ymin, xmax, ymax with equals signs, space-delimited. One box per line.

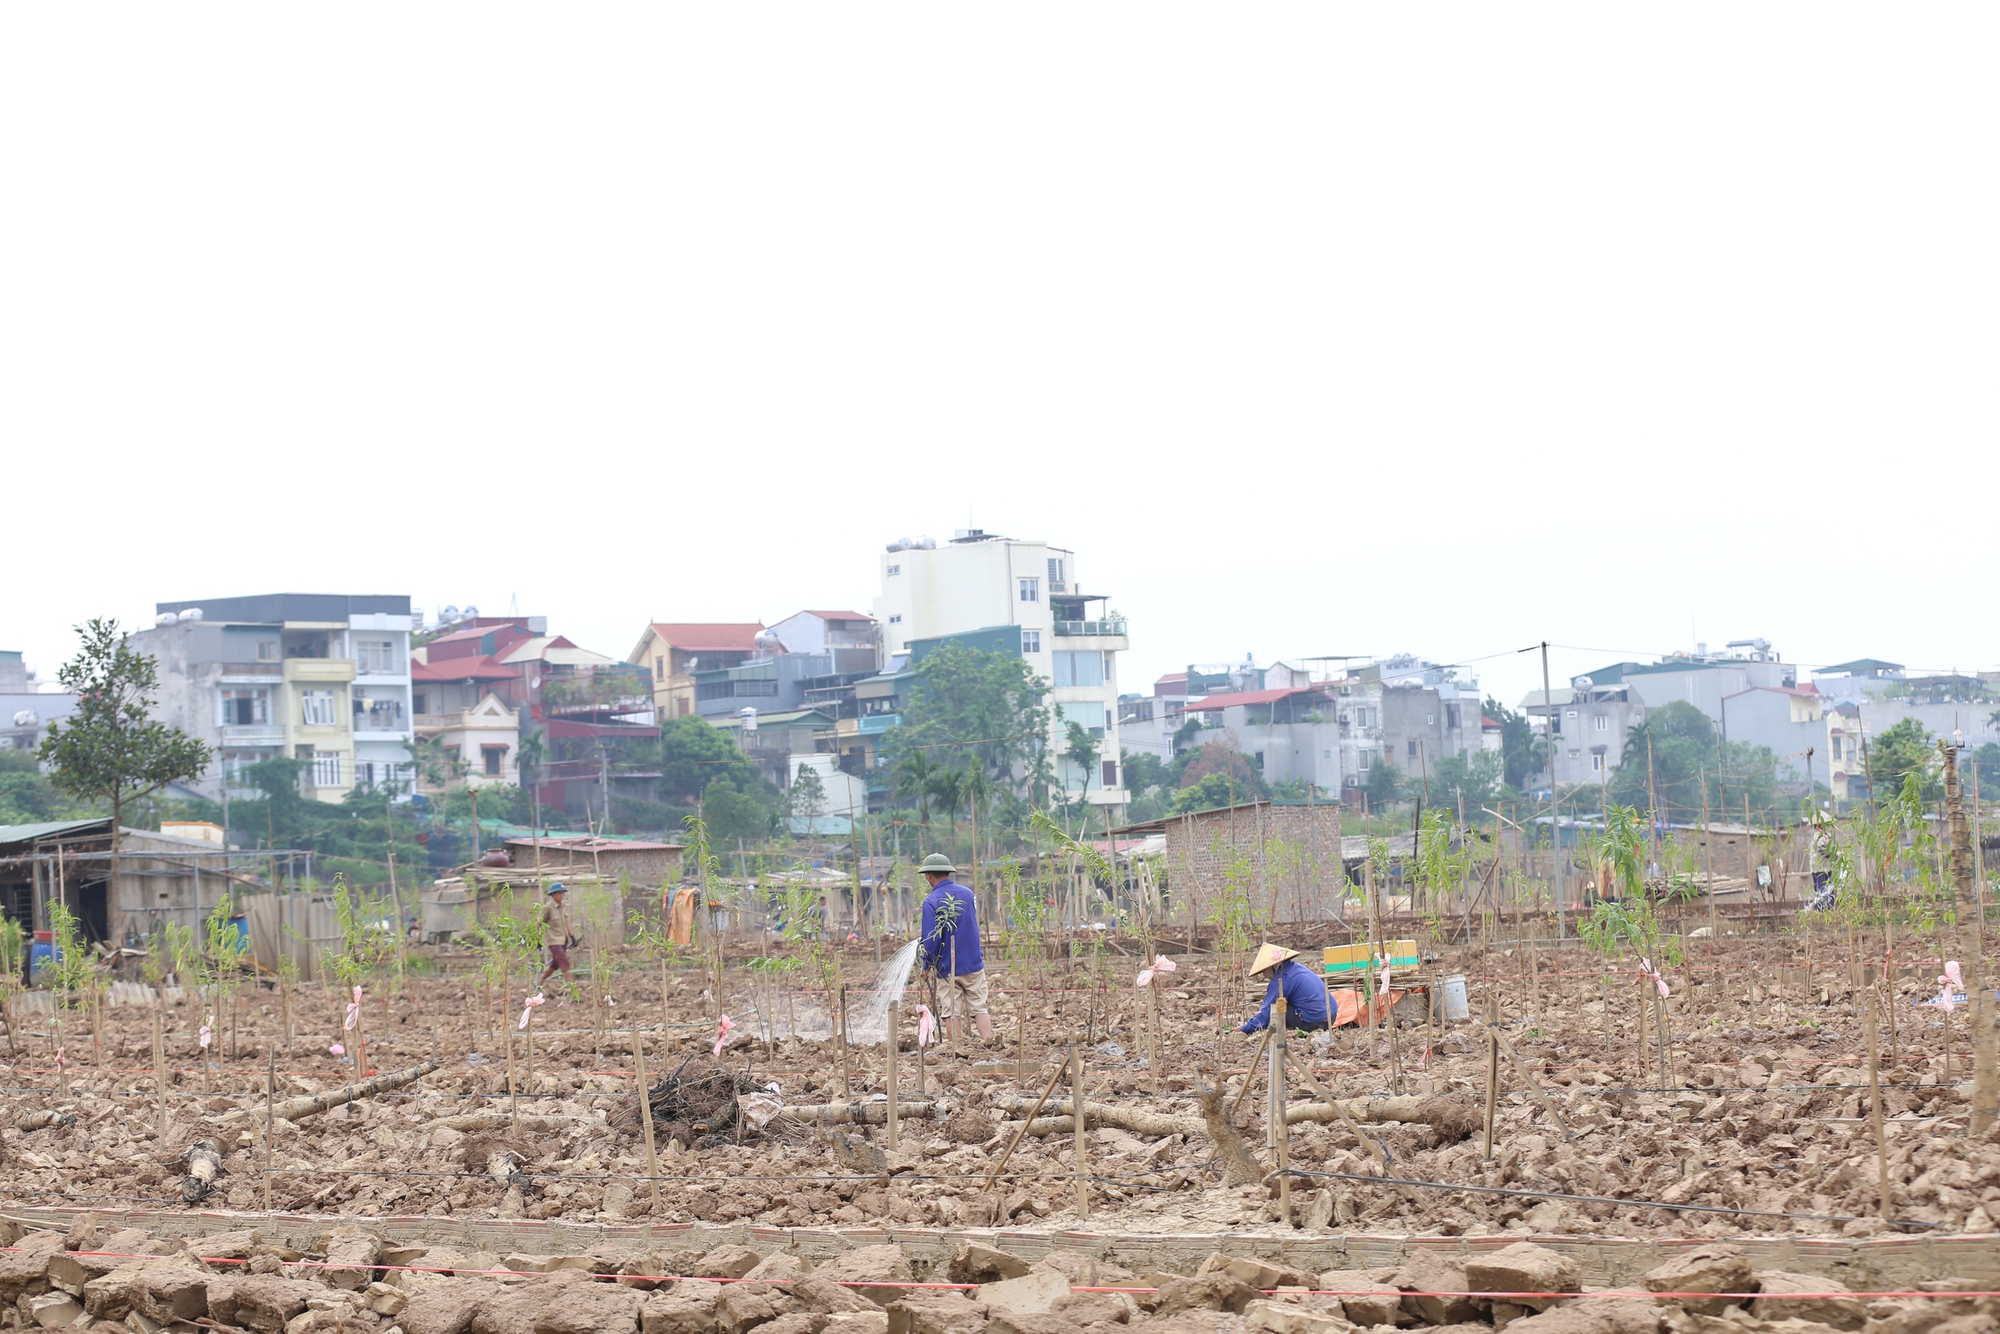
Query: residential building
xmin=871 ymin=529 xmax=1130 ymax=807
xmin=0 ymin=651 xmax=77 ymax=752
xmin=1811 ymin=661 xmax=2000 ymax=802
xmin=1328 ymin=657 xmax=1481 ymax=799
xmin=709 ymin=706 xmax=838 ymax=790
xmin=627 ymin=624 xmax=765 ymax=720
xmin=414 ymin=615 xmax=658 ymax=817
xmin=765 ymin=610 xmax=880 ymax=671
xmin=132 ymin=593 xmax=416 ymax=802
xmin=1521 ymin=678 xmax=1648 ymax=789
xmin=1180 ymin=685 xmax=1344 ymax=792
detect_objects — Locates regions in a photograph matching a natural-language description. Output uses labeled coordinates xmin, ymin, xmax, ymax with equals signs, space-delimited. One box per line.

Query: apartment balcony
xmin=284 ymin=657 xmax=355 ymax=684
xmin=858 ymin=713 xmax=901 ymax=735
xmin=219 ymin=725 xmax=286 ymax=748
xmin=219 ymin=661 xmax=283 ymax=679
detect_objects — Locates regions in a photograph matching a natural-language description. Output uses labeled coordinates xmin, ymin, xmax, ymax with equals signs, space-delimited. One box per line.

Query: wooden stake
xmin=1272 ymin=997 xmax=1290 ymax=1226
xmin=837 ymin=985 xmax=852 ymax=1099
xmin=1480 ymin=993 xmax=1500 ymax=1163
xmin=1147 ymin=974 xmax=1162 ymax=1096
xmin=505 ymin=1001 xmax=519 ymax=1131
xmin=263 ymin=1046 xmax=275 ymax=1212
xmin=987 ymin=1050 xmax=1070 ymax=1190
xmin=153 ymin=1004 xmax=168 ymax=1140
xmin=1232 ymin=1025 xmax=1274 ymax=1121
xmin=1069 ymin=1038 xmax=1090 ymax=1219
xmin=1865 ymin=989 xmax=1891 ymax=1223
xmin=631 ymin=1027 xmax=664 ymax=1214
xmin=886 ymin=1000 xmax=901 ymax=1150
xmin=1487 ymin=1003 xmax=1574 ymax=1140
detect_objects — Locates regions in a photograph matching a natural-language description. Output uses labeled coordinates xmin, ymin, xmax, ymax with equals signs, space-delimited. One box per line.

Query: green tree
xmin=1062 ymin=721 xmax=1101 ymax=804
xmin=656 ymin=715 xmax=758 ymax=807
xmin=1169 ymin=771 xmax=1251 ymax=815
xmin=39 ymin=619 xmax=211 ymax=843
xmin=1364 ymin=758 xmax=1405 ymax=807
xmin=1174 ymin=740 xmax=1263 ymax=798
xmin=1425 ymin=750 xmax=1503 ymax=810
xmin=701 ymin=778 xmax=772 ymax=846
xmin=0 ymin=749 xmax=91 ymax=825
xmin=1483 ymin=697 xmax=1544 ymax=791
xmin=1867 ymin=718 xmax=1939 ymax=802
xmin=1121 ymin=749 xmax=1168 ymax=797
xmin=891 ymin=748 xmax=940 ymax=825
xmin=893 ymin=644 xmax=1052 ymax=797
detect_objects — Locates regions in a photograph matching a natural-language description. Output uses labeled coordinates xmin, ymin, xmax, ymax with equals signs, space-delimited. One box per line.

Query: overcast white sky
xmin=3 ymin=7 xmax=1993 ymax=712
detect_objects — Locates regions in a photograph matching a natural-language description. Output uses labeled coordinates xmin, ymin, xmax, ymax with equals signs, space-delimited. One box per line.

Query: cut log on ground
xmin=268 ymin=1059 xmax=442 ymax=1122
xmin=779 ymin=1101 xmax=947 ymax=1125
xmin=994 ymin=1092 xmax=1431 ymax=1138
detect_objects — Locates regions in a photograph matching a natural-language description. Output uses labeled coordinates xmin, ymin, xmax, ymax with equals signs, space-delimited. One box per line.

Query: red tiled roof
xmin=1482 ymin=715 xmax=1502 ymax=729
xmin=412 ymin=655 xmax=517 ymax=681
xmin=646 ymin=622 xmax=765 ymax=651
xmin=1184 ymin=687 xmax=1316 ymax=710
xmin=801 ymin=610 xmax=872 ymax=623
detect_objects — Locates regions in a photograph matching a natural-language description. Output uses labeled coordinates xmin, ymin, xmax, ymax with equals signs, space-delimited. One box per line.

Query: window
xmin=1593 ymin=713 xmax=1609 ymax=732
xmin=483 ymin=745 xmax=506 ymax=777
xmin=412 ymin=691 xmax=428 ymax=715
xmin=888 ymin=614 xmax=902 ymax=624
xmin=1104 ymin=709 xmax=1113 ymax=730
xmin=1591 ymin=753 xmax=1605 ymax=772
xmin=1565 ymin=709 xmax=1579 ymax=720
xmin=310 ymin=751 xmax=342 ymax=787
xmin=223 ymin=749 xmax=275 ymax=786
xmin=300 ymin=690 xmax=338 ymax=727
xmin=1052 ymin=650 xmax=1104 ymax=687
xmin=355 ymin=638 xmax=397 ymax=673
xmin=1021 ymin=629 xmax=1041 ymax=654
xmin=255 ymin=640 xmax=277 ymax=661
xmin=1018 ymin=577 xmax=1039 ymax=603
xmin=887 ymin=564 xmax=901 ymax=576
xmin=1567 ymin=749 xmax=1581 ymax=759
xmin=1408 ymin=739 xmax=1419 ymax=758
xmin=654 ymin=656 xmax=665 ymax=682
xmin=1102 ymin=759 xmax=1117 ymax=788
xmin=1048 ymin=558 xmax=1066 ymax=587
xmin=217 ymin=687 xmax=269 ymax=726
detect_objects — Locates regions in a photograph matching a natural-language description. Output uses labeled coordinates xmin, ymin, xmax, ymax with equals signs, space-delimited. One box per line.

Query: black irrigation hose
xmin=1279 ymin=1165 xmax=1943 ymax=1230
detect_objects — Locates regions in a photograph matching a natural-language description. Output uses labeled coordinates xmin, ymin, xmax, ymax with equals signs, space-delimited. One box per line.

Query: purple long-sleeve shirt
xmin=919 ymin=878 xmax=983 ymax=976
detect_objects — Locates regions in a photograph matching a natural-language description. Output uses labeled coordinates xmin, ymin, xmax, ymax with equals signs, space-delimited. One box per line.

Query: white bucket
xmin=1441 ymin=974 xmax=1470 ymax=1022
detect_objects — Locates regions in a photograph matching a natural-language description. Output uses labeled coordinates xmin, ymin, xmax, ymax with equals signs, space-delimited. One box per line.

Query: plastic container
xmin=28 ymin=938 xmax=60 ymax=983
xmin=1440 ymin=973 xmax=1470 ymax=1022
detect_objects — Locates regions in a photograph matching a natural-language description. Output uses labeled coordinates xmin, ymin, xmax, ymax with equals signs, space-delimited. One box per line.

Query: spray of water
xmin=846 ymin=938 xmax=922 ymax=1046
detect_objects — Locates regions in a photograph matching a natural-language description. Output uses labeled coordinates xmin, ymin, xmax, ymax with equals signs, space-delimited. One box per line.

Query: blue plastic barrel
xmin=28 ymin=939 xmax=58 ymax=982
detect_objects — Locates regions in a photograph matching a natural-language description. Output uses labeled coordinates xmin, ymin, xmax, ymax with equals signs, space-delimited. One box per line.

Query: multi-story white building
xmin=871 ymin=529 xmax=1130 ymax=807
xmin=134 ymin=593 xmax=415 ymax=802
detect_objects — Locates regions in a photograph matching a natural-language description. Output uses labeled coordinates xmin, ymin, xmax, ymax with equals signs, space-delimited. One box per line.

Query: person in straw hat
xmin=917 ymin=852 xmax=994 ymax=1043
xmin=1239 ymin=941 xmax=1330 ymax=1035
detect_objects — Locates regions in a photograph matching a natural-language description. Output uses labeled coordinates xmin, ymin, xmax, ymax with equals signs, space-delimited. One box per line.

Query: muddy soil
xmin=2 ymin=932 xmax=1995 ymax=1240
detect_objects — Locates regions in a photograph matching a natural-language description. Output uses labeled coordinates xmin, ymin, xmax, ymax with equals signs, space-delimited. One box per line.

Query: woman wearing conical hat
xmin=1239 ymin=942 xmax=1331 ymax=1035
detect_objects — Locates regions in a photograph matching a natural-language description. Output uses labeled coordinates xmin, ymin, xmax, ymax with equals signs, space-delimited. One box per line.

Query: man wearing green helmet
xmin=917 ymin=853 xmax=993 ymax=1043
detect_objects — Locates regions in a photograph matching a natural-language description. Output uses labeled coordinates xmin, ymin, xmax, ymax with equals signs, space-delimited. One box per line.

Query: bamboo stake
xmin=1866 ymin=990 xmax=1891 ymax=1223
xmin=1480 ymin=993 xmax=1500 ymax=1163
xmin=631 ymin=1027 xmax=664 ymax=1214
xmin=986 ymin=1049 xmax=1070 ymax=1190
xmin=263 ymin=1046 xmax=275 ymax=1212
xmin=1147 ymin=970 xmax=1162 ymax=1097
xmin=886 ymin=1000 xmax=901 ymax=1150
xmin=1272 ymin=997 xmax=1289 ymax=1226
xmin=837 ymin=985 xmax=852 ymax=1099
xmin=153 ymin=1004 xmax=168 ymax=1139
xmin=1070 ymin=1038 xmax=1089 ymax=1219
xmin=505 ymin=999 xmax=519 ymax=1131
xmin=1232 ymin=1025 xmax=1274 ymax=1121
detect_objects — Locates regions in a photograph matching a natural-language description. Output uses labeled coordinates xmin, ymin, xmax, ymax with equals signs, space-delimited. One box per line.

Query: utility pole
xmin=1536 ymin=642 xmax=1564 ymax=940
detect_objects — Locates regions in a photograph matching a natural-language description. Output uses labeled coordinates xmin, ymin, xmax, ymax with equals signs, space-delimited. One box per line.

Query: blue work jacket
xmin=1240 ymin=958 xmax=1330 ymax=1033
xmin=919 ymin=878 xmax=984 ymax=976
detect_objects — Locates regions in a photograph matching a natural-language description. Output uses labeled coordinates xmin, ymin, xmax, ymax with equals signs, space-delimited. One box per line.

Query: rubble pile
xmin=1 ymin=1230 xmax=1979 ymax=1334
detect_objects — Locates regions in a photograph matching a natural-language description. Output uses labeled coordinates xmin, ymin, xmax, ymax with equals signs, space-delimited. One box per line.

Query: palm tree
xmin=892 ymin=749 xmax=938 ymax=826
xmin=927 ymin=764 xmax=968 ymax=834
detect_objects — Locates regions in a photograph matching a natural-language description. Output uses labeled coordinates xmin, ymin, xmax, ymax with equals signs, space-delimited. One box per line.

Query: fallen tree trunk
xmin=781 ymin=1101 xmax=946 ymax=1125
xmin=270 ymin=1059 xmax=442 ymax=1122
xmin=995 ymin=1092 xmax=1430 ymax=1138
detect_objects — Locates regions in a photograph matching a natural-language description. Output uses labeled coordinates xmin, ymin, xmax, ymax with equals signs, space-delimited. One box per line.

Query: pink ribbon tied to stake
xmin=53 ymin=1047 xmax=65 ymax=1074
xmin=916 ymin=1005 xmax=938 ymax=1047
xmin=343 ymin=986 xmax=363 ymax=1032
xmin=199 ymin=1018 xmax=214 ymax=1049
xmin=1935 ymin=961 xmax=1966 ymax=1012
xmin=1135 ymin=955 xmax=1177 ymax=989
xmin=329 ymin=1043 xmax=345 ymax=1057
xmin=712 ymin=1014 xmax=735 ymax=1056
xmin=1639 ymin=958 xmax=1670 ymax=999
xmin=518 ymin=994 xmax=545 ymax=1031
